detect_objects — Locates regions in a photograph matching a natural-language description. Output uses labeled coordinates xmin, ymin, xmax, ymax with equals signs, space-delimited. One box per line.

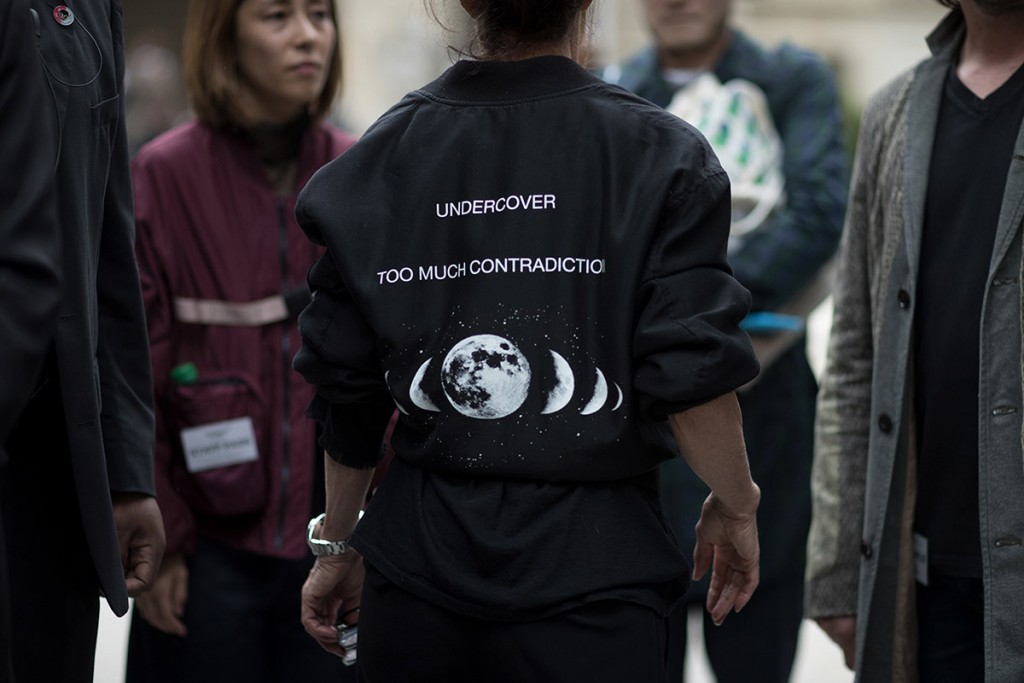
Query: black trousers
xmin=666 ymin=575 xmax=804 ymax=683
xmin=126 ymin=537 xmax=353 ymax=683
xmin=0 ymin=467 xmax=14 ymax=683
xmin=917 ymin=574 xmax=984 ymax=682
xmin=357 ymin=563 xmax=669 ymax=682
xmin=0 ymin=383 xmax=100 ymax=683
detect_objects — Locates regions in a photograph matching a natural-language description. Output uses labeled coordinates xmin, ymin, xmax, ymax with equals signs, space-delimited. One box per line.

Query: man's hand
xmin=301 ymin=554 xmax=364 ymax=658
xmin=111 ymin=492 xmax=166 ymax=597
xmin=692 ymin=488 xmax=760 ymax=626
xmin=134 ymin=553 xmax=189 ymax=636
xmin=815 ymin=615 xmax=856 ymax=670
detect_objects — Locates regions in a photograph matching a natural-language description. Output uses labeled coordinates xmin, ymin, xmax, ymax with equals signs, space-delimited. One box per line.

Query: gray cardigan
xmin=805 ymin=9 xmax=1024 ymax=682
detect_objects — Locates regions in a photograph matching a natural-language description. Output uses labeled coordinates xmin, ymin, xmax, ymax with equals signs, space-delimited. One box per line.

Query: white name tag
xmin=914 ymin=532 xmax=929 ymax=586
xmin=180 ymin=417 xmax=259 ymax=473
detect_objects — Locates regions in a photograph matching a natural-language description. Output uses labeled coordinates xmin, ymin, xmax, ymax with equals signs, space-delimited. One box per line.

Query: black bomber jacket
xmin=294 ymin=56 xmax=759 ymax=483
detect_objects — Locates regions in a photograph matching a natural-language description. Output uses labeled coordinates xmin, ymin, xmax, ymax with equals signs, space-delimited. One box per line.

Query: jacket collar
xmin=614 ymin=30 xmax=754 ymax=109
xmin=215 ymin=122 xmax=328 ymax=197
xmin=713 ymin=30 xmax=762 ymax=83
xmin=616 ymin=46 xmax=675 ymax=108
xmin=902 ymin=8 xmax=967 ymax=277
xmin=926 ymin=7 xmax=966 ymax=57
xmin=420 ymin=56 xmax=600 ymax=104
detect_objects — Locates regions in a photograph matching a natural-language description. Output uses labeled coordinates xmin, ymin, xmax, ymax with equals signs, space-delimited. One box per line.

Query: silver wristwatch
xmin=306 ymin=513 xmax=354 ymax=556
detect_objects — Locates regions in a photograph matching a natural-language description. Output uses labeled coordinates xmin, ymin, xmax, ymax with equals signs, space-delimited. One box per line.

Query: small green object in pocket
xmin=170 ymin=362 xmax=199 ymax=385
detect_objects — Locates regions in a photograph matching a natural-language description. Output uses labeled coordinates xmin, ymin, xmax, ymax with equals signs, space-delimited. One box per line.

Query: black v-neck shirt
xmin=914 ymin=60 xmax=1024 ymax=578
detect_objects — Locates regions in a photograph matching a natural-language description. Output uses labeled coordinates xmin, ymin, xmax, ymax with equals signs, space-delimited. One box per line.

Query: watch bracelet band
xmin=307 ymin=513 xmax=354 ymax=556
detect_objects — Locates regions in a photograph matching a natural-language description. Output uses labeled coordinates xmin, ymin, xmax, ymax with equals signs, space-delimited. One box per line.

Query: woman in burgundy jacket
xmin=125 ymin=1 xmax=356 ymax=680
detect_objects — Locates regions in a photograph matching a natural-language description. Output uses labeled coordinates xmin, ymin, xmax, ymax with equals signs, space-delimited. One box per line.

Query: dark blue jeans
xmin=917 ymin=574 xmax=984 ymax=683
xmin=126 ymin=537 xmax=354 ymax=683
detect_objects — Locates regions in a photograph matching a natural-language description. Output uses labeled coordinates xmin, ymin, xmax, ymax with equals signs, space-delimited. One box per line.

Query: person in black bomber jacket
xmin=296 ymin=1 xmax=762 ymax=680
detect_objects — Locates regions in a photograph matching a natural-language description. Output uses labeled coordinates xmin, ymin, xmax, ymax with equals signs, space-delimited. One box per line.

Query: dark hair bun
xmin=475 ymin=0 xmax=587 ymax=56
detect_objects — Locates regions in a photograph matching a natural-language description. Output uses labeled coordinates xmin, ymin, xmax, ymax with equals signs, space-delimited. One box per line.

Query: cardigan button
xmin=878 ymin=414 xmax=894 ymax=433
xmin=897 ymin=289 xmax=911 ymax=309
xmin=860 ymin=539 xmax=873 ymax=559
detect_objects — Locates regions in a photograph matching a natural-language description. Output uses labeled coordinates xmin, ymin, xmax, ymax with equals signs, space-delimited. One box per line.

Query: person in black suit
xmin=0 ymin=1 xmax=62 ymax=679
xmin=0 ymin=3 xmax=61 ymax=438
xmin=0 ymin=2 xmax=166 ymax=681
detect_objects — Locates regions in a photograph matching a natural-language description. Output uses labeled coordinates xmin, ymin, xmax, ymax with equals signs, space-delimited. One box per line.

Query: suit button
xmin=878 ymin=414 xmax=893 ymax=433
xmin=897 ymin=289 xmax=911 ymax=309
xmin=861 ymin=539 xmax=873 ymax=559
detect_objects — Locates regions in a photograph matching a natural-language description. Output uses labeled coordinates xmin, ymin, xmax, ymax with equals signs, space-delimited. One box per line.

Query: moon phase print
xmin=399 ymin=333 xmax=623 ymax=422
xmin=441 ymin=334 xmax=531 ymax=419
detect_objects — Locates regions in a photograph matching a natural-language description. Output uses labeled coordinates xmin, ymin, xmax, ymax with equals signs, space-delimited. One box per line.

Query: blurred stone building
xmin=121 ymin=0 xmax=947 ymax=136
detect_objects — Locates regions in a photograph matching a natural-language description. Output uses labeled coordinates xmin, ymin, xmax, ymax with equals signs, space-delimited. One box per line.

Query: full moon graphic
xmin=441 ymin=335 xmax=531 ymax=419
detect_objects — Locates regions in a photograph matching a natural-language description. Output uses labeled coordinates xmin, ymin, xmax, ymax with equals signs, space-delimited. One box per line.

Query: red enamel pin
xmin=53 ymin=5 xmax=75 ymax=26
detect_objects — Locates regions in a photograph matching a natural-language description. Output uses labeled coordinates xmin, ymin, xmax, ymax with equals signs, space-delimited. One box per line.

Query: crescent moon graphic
xmin=611 ymin=382 xmax=623 ymax=411
xmin=580 ymin=367 xmax=608 ymax=415
xmin=541 ymin=350 xmax=575 ymax=415
xmin=384 ymin=371 xmax=410 ymax=415
xmin=409 ymin=358 xmax=441 ymax=412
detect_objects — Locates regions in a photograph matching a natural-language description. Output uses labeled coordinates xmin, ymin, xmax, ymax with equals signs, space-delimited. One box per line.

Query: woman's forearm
xmin=667 ymin=392 xmax=760 ymax=516
xmin=321 ymin=454 xmax=376 ymax=540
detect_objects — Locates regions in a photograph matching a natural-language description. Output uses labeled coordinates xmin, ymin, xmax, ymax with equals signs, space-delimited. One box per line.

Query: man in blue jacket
xmin=605 ymin=1 xmax=848 ymax=680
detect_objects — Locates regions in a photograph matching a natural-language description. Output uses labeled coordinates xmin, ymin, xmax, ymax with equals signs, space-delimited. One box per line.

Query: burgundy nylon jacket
xmin=133 ymin=120 xmax=355 ymax=558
